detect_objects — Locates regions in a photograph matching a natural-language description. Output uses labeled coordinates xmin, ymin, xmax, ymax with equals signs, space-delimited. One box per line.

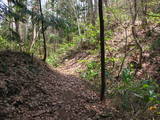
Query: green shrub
xmin=47 ymin=54 xmax=59 ymax=67
xmin=46 ymin=42 xmax=76 ymax=66
xmin=81 ymin=61 xmax=100 ymax=81
xmin=0 ymin=36 xmax=19 ymax=50
xmin=49 ymin=34 xmax=62 ymax=43
xmin=151 ymin=36 xmax=160 ymax=50
xmin=117 ymin=68 xmax=160 ymax=111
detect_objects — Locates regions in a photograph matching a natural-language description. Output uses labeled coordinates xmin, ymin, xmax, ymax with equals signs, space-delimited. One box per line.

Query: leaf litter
xmin=0 ymin=50 xmax=118 ymax=120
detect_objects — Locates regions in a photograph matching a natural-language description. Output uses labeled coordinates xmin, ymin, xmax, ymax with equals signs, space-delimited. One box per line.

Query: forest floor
xmin=0 ymin=25 xmax=160 ymax=120
xmin=0 ymin=50 xmax=120 ymax=120
xmin=53 ymin=24 xmax=160 ymax=120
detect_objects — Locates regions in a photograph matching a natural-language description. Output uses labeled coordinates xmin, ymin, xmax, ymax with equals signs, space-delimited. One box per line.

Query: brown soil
xmin=0 ymin=50 xmax=117 ymax=120
xmin=0 ymin=48 xmax=159 ymax=120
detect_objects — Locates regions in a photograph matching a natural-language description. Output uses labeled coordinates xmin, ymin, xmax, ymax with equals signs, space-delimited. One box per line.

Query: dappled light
xmin=0 ymin=0 xmax=160 ymax=119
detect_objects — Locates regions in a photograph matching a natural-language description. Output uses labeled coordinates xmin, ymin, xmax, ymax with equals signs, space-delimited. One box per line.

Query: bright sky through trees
xmin=1 ymin=0 xmax=46 ymax=6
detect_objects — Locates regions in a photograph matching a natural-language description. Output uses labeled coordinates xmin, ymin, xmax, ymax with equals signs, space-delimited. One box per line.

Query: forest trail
xmin=0 ymin=50 xmax=115 ymax=120
xmin=56 ymin=51 xmax=97 ymax=76
xmin=46 ymin=55 xmax=114 ymax=120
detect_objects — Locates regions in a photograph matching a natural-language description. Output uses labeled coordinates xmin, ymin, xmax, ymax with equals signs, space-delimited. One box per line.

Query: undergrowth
xmin=47 ymin=42 xmax=76 ymax=66
xmin=116 ymin=68 xmax=160 ymax=113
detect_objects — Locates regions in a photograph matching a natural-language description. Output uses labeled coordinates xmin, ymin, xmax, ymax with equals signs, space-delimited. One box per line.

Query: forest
xmin=0 ymin=0 xmax=160 ymax=119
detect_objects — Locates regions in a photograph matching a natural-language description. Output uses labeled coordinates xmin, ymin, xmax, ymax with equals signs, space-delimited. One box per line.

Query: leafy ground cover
xmin=0 ymin=42 xmax=159 ymax=120
xmin=0 ymin=50 xmax=117 ymax=120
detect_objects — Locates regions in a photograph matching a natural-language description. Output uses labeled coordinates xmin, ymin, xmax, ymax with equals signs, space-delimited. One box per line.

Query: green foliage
xmin=44 ymin=14 xmax=75 ymax=34
xmin=0 ymin=36 xmax=19 ymax=50
xmin=29 ymin=39 xmax=43 ymax=55
xmin=47 ymin=54 xmax=59 ymax=67
xmin=81 ymin=61 xmax=100 ymax=81
xmin=106 ymin=57 xmax=119 ymax=63
xmin=75 ymin=24 xmax=100 ymax=48
xmin=84 ymin=24 xmax=99 ymax=42
xmin=105 ymin=7 xmax=130 ymax=28
xmin=74 ymin=23 xmax=113 ymax=50
xmin=117 ymin=68 xmax=160 ymax=111
xmin=148 ymin=12 xmax=160 ymax=23
xmin=151 ymin=36 xmax=160 ymax=50
xmin=0 ymin=23 xmax=20 ymax=42
xmin=49 ymin=34 xmax=62 ymax=43
xmin=47 ymin=42 xmax=76 ymax=66
xmin=121 ymin=68 xmax=133 ymax=85
xmin=105 ymin=30 xmax=113 ymax=41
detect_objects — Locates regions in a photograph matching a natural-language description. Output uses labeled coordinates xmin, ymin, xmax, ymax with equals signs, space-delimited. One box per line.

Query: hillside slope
xmin=0 ymin=50 xmax=116 ymax=120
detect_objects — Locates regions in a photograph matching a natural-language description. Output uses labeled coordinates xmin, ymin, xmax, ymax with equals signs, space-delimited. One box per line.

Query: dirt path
xmin=0 ymin=51 xmax=114 ymax=120
xmin=47 ymin=69 xmax=99 ymax=120
xmin=27 ymin=66 xmax=114 ymax=120
xmin=46 ymin=57 xmax=115 ymax=120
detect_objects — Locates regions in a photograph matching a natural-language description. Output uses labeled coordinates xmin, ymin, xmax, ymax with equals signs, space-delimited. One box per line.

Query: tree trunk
xmin=88 ymin=0 xmax=95 ymax=25
xmin=141 ymin=0 xmax=148 ymax=31
xmin=30 ymin=24 xmax=37 ymax=50
xmin=99 ymin=0 xmax=106 ymax=101
xmin=15 ymin=19 xmax=23 ymax=51
xmin=39 ymin=0 xmax=47 ymax=62
xmin=131 ymin=0 xmax=143 ymax=69
xmin=68 ymin=0 xmax=82 ymax=45
xmin=93 ymin=0 xmax=98 ymax=24
xmin=30 ymin=1 xmax=39 ymax=51
xmin=8 ymin=0 xmax=13 ymax=39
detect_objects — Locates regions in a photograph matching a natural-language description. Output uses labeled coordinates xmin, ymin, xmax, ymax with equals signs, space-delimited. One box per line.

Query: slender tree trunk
xmin=30 ymin=0 xmax=41 ymax=51
xmin=8 ymin=0 xmax=12 ymax=39
xmin=88 ymin=0 xmax=95 ymax=25
xmin=39 ymin=0 xmax=47 ymax=61
xmin=141 ymin=0 xmax=148 ymax=31
xmin=117 ymin=27 xmax=128 ymax=78
xmin=15 ymin=19 xmax=23 ymax=51
xmin=131 ymin=0 xmax=143 ymax=69
xmin=68 ymin=0 xmax=82 ymax=45
xmin=94 ymin=0 xmax=98 ymax=21
xmin=99 ymin=0 xmax=106 ymax=101
xmin=30 ymin=24 xmax=37 ymax=50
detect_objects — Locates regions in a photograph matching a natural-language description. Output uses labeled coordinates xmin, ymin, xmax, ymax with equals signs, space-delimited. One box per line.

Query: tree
xmin=130 ymin=0 xmax=143 ymax=69
xmin=6 ymin=0 xmax=28 ymax=51
xmin=87 ymin=0 xmax=94 ymax=25
xmin=140 ymin=0 xmax=148 ymax=31
xmin=99 ymin=0 xmax=106 ymax=101
xmin=30 ymin=0 xmax=40 ymax=50
xmin=38 ymin=0 xmax=47 ymax=62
